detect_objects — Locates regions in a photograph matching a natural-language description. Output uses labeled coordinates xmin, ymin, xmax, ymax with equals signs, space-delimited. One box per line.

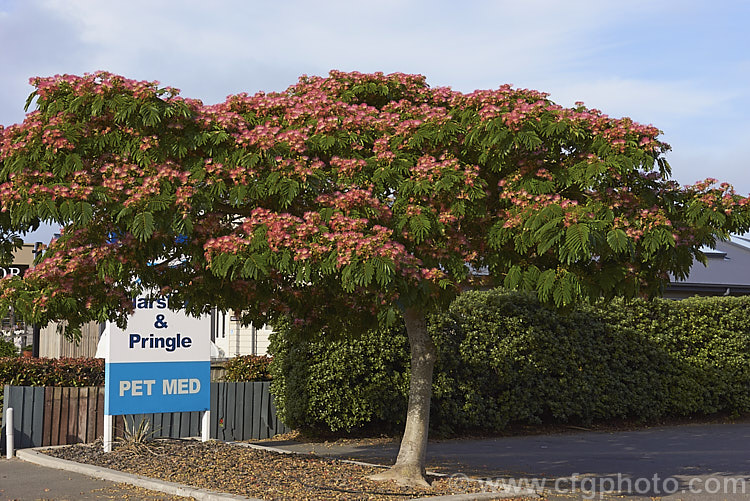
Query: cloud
xmin=2 ymin=0 xmax=747 ymax=196
xmin=669 ymin=143 xmax=750 ymax=195
xmin=544 ymin=78 xmax=740 ymax=125
xmin=31 ymin=0 xmax=651 ymax=97
xmin=541 ymin=76 xmax=749 ymax=193
xmin=0 ymin=2 xmax=97 ymax=124
xmin=12 ymin=0 xmax=701 ymax=105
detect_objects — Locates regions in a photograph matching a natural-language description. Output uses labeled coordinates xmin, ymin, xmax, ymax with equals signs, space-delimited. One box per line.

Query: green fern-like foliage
xmin=0 ymin=71 xmax=747 ymax=336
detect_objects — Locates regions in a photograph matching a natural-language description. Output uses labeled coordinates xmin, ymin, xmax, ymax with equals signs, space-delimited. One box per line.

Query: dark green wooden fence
xmin=1 ymin=381 xmax=288 ymax=452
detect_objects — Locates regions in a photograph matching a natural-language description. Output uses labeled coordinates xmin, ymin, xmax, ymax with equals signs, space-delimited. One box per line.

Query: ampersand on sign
xmin=154 ymin=314 xmax=168 ymax=329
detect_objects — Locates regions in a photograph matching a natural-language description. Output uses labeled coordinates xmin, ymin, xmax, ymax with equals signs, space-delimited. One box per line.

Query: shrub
xmin=0 ymin=338 xmax=17 ymax=357
xmin=0 ymin=357 xmax=105 ymax=409
xmin=223 ymin=355 xmax=273 ymax=382
xmin=269 ymin=290 xmax=750 ymax=435
xmin=270 ymin=323 xmax=410 ymax=433
xmin=0 ymin=356 xmax=104 ymax=387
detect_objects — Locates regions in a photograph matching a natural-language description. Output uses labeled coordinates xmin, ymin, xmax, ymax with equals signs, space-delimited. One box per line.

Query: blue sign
xmin=105 ymin=361 xmax=210 ymax=414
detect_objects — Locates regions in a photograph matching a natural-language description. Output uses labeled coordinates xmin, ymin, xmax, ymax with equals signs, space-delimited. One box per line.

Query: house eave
xmin=665 ymin=282 xmax=750 ymax=295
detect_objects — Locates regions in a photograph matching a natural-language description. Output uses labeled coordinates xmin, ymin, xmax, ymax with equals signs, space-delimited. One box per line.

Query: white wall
xmin=211 ymin=310 xmax=272 ymax=358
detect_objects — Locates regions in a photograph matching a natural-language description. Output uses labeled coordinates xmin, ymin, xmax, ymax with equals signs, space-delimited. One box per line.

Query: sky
xmin=1 ymin=0 xmax=749 ymax=242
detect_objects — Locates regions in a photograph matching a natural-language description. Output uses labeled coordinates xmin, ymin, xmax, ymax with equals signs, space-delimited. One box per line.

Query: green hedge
xmin=0 ymin=357 xmax=105 ymax=409
xmin=223 ymin=355 xmax=273 ymax=382
xmin=269 ymin=290 xmax=750 ymax=435
xmin=270 ymin=326 xmax=410 ymax=433
xmin=0 ymin=339 xmax=17 ymax=357
xmin=0 ymin=356 xmax=105 ymax=387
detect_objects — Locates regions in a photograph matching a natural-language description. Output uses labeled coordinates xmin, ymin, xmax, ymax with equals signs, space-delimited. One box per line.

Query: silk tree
xmin=1 ymin=71 xmax=748 ymax=486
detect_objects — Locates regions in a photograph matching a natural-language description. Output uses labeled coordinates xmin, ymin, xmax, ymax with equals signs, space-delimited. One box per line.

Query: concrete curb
xmin=16 ymin=447 xmax=257 ymax=501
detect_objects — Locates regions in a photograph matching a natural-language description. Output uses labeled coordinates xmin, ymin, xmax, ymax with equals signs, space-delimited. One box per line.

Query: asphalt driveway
xmin=2 ymin=420 xmax=748 ymax=500
xmin=0 ymin=457 xmax=191 ymax=501
xmin=262 ymin=420 xmax=750 ymax=500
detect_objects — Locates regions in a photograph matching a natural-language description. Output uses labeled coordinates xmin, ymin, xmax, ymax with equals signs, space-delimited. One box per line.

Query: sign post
xmin=103 ymin=296 xmax=210 ymax=451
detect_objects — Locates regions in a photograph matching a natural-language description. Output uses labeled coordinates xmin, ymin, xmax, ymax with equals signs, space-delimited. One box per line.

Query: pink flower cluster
xmin=3 ymin=68 xmax=740 ymax=312
xmin=315 ymin=188 xmax=390 ymax=218
xmin=203 ymin=205 xmax=421 ymax=276
xmin=30 ymin=72 xmax=177 ymax=102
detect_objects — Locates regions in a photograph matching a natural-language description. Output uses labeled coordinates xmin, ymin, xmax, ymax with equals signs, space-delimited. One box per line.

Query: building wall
xmin=10 ymin=244 xmax=36 ymax=267
xmin=211 ymin=311 xmax=272 ymax=358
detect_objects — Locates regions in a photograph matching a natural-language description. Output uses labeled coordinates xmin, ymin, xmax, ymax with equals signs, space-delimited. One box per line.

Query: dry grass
xmin=42 ymin=439 xmax=538 ymax=500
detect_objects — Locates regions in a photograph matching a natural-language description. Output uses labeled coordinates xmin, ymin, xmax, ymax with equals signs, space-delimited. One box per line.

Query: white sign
xmin=108 ymin=296 xmax=209 ymax=363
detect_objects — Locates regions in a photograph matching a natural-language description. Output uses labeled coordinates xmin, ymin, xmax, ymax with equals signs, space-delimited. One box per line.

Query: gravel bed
xmin=41 ymin=439 xmax=535 ymax=500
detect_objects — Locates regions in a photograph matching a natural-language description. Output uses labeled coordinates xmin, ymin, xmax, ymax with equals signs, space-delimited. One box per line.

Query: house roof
xmin=667 ymin=235 xmax=750 ymax=295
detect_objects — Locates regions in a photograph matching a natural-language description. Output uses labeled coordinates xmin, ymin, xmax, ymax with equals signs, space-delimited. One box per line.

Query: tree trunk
xmin=369 ymin=306 xmax=436 ymax=488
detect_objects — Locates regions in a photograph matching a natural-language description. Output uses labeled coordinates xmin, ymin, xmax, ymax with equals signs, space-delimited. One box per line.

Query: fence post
xmin=201 ymin=410 xmax=210 ymax=442
xmin=5 ymin=407 xmax=13 ymax=458
xmin=103 ymin=414 xmax=113 ymax=452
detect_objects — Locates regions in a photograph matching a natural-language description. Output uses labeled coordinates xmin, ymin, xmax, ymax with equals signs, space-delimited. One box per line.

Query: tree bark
xmin=369 ymin=306 xmax=436 ymax=488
